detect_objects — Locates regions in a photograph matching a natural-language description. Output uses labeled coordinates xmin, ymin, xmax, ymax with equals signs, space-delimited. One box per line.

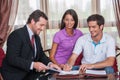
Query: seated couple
xmin=50 ymin=13 xmax=116 ymax=79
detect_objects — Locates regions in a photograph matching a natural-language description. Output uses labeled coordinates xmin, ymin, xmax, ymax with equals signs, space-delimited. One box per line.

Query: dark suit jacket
xmin=1 ymin=25 xmax=51 ymax=80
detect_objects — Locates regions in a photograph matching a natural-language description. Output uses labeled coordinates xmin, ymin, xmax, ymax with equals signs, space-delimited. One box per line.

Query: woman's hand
xmin=63 ymin=64 xmax=72 ymax=71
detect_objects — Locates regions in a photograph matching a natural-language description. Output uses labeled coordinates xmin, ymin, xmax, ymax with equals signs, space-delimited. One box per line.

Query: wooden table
xmin=50 ymin=73 xmax=120 ymax=80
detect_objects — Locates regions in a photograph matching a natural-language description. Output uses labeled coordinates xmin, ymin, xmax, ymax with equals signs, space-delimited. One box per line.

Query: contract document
xmin=85 ymin=69 xmax=106 ymax=75
xmin=49 ymin=68 xmax=106 ymax=75
xmin=59 ymin=70 xmax=106 ymax=75
xmin=49 ymin=68 xmax=79 ymax=75
xmin=59 ymin=70 xmax=79 ymax=75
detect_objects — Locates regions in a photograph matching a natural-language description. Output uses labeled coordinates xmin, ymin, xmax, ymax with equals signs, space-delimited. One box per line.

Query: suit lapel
xmin=23 ymin=26 xmax=41 ymax=60
xmin=22 ymin=26 xmax=34 ymax=51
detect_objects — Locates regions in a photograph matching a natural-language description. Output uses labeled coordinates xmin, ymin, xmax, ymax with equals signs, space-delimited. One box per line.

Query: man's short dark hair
xmin=27 ymin=10 xmax=48 ymax=24
xmin=87 ymin=14 xmax=105 ymax=26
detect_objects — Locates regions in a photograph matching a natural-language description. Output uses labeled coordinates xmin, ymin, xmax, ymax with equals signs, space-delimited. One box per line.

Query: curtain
xmin=0 ymin=0 xmax=19 ymax=47
xmin=40 ymin=0 xmax=49 ymax=50
xmin=112 ymin=0 xmax=120 ymax=37
xmin=40 ymin=0 xmax=48 ymax=16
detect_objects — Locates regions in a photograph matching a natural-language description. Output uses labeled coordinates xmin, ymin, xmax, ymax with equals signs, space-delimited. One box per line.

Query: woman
xmin=50 ymin=9 xmax=83 ymax=68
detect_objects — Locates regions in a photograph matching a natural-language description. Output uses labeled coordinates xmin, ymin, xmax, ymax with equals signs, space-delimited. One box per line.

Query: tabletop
xmin=49 ymin=72 xmax=120 ymax=80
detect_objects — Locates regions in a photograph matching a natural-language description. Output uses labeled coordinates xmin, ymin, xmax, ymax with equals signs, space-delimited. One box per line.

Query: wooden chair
xmin=43 ymin=49 xmax=51 ymax=54
xmin=43 ymin=49 xmax=51 ymax=57
xmin=74 ymin=52 xmax=83 ymax=66
xmin=114 ymin=46 xmax=120 ymax=72
xmin=116 ymin=46 xmax=120 ymax=57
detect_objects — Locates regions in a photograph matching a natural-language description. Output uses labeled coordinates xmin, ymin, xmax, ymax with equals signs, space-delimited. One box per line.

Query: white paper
xmin=59 ymin=69 xmax=106 ymax=75
xmin=85 ymin=69 xmax=106 ymax=75
xmin=49 ymin=68 xmax=106 ymax=75
xmin=59 ymin=70 xmax=79 ymax=75
xmin=48 ymin=68 xmax=79 ymax=75
xmin=49 ymin=68 xmax=79 ymax=75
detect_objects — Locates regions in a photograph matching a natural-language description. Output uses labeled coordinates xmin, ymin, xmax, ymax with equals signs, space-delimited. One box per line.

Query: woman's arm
xmin=50 ymin=42 xmax=59 ymax=65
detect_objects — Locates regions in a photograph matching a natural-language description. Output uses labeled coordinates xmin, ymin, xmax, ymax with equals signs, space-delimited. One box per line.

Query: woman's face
xmin=63 ymin=14 xmax=75 ymax=29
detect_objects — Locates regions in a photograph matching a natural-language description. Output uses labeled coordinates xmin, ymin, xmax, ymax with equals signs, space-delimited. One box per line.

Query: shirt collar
xmin=88 ymin=33 xmax=106 ymax=44
xmin=26 ymin=24 xmax=34 ymax=39
xmin=63 ymin=28 xmax=76 ymax=37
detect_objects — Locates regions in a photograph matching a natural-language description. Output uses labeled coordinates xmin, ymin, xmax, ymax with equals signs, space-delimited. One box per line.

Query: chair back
xmin=0 ymin=48 xmax=5 ymax=68
xmin=74 ymin=53 xmax=83 ymax=65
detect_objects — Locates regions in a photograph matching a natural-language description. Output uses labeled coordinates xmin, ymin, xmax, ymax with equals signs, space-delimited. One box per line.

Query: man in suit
xmin=1 ymin=10 xmax=61 ymax=80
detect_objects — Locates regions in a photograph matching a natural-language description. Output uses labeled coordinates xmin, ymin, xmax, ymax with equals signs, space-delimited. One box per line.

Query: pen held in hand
xmin=47 ymin=67 xmax=61 ymax=72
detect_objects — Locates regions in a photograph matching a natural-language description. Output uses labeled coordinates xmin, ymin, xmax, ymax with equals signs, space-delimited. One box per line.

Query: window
xmin=46 ymin=0 xmax=117 ymax=49
xmin=13 ymin=0 xmax=46 ymax=48
xmin=13 ymin=0 xmax=118 ymax=50
xmin=48 ymin=0 xmax=91 ymax=28
xmin=14 ymin=0 xmax=40 ymax=27
xmin=100 ymin=0 xmax=115 ymax=27
xmin=48 ymin=0 xmax=115 ymax=28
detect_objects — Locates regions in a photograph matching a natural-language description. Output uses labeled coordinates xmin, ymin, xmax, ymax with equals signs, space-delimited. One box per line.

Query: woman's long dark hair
xmin=60 ymin=9 xmax=78 ymax=30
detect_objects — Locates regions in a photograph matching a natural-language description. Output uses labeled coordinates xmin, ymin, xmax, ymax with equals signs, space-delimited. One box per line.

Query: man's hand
xmin=33 ymin=62 xmax=48 ymax=72
xmin=79 ymin=64 xmax=94 ymax=73
xmin=48 ymin=63 xmax=61 ymax=70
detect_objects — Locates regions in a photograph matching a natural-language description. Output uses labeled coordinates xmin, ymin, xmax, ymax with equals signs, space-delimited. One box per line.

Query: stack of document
xmin=49 ymin=68 xmax=106 ymax=75
xmin=59 ymin=70 xmax=106 ymax=75
xmin=49 ymin=68 xmax=79 ymax=75
xmin=59 ymin=70 xmax=79 ymax=75
xmin=85 ymin=69 xmax=106 ymax=75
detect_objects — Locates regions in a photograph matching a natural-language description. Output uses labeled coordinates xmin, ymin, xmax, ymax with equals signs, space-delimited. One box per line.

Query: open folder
xmin=49 ymin=68 xmax=106 ymax=75
xmin=59 ymin=70 xmax=106 ymax=75
xmin=48 ymin=68 xmax=79 ymax=75
xmin=59 ymin=70 xmax=79 ymax=75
